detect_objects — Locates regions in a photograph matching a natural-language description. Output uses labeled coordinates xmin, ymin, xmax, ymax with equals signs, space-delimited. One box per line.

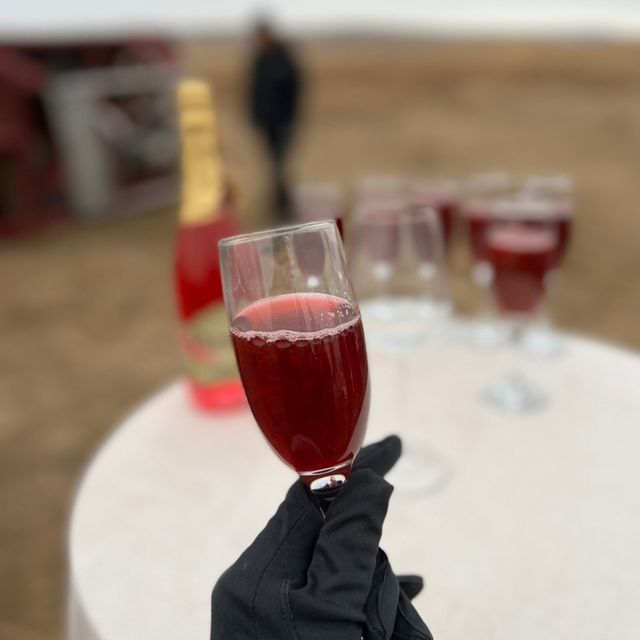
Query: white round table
xmin=68 ymin=331 xmax=640 ymax=640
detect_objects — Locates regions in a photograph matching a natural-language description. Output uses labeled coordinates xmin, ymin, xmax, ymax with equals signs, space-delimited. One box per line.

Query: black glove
xmin=211 ymin=435 xmax=432 ymax=639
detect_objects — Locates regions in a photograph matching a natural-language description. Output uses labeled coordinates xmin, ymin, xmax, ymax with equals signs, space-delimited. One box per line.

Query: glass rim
xmin=353 ymin=203 xmax=440 ymax=226
xmin=522 ymin=173 xmax=574 ymax=192
xmin=219 ymin=219 xmax=339 ymax=248
xmin=464 ymin=171 xmax=513 ymax=194
xmin=488 ymin=196 xmax=559 ymax=217
xmin=485 ymin=220 xmax=560 ymax=244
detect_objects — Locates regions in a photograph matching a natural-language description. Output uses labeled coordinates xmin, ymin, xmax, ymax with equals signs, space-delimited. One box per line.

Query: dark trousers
xmin=262 ymin=123 xmax=293 ymax=222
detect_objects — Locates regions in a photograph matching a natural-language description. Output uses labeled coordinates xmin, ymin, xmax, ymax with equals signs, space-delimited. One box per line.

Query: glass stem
xmin=537 ymin=268 xmax=558 ymax=327
xmin=479 ymin=282 xmax=495 ymax=324
xmin=484 ymin=314 xmax=546 ymax=413
xmin=505 ymin=317 xmax=526 ymax=381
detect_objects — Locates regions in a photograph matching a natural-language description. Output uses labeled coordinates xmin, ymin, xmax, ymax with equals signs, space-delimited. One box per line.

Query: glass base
xmin=483 ymin=372 xmax=547 ymax=414
xmin=520 ymin=325 xmax=565 ymax=358
xmin=384 ymin=441 xmax=451 ymax=498
xmin=468 ymin=318 xmax=507 ymax=349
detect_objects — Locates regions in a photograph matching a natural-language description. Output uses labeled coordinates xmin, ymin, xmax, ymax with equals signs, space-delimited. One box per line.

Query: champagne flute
xmin=219 ymin=221 xmax=370 ymax=509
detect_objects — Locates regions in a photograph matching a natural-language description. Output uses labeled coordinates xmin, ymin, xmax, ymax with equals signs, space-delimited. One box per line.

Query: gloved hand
xmin=211 ymin=435 xmax=433 ymax=639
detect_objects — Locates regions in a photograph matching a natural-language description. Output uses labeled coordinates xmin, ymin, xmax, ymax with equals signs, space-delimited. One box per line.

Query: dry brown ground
xmin=1 ymin=38 xmax=639 ymax=638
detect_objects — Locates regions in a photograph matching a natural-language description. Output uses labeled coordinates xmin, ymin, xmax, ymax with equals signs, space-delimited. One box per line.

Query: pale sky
xmin=3 ymin=0 xmax=640 ymax=39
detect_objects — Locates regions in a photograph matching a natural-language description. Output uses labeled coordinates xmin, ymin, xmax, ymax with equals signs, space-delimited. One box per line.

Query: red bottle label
xmin=179 ymin=303 xmax=239 ymax=385
xmin=174 ymin=212 xmax=243 ymax=408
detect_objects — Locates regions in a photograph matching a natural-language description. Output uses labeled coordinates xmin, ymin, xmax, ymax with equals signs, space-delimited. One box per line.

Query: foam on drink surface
xmin=230 ymin=293 xmax=360 ymax=344
xmin=487 ymin=226 xmax=556 ymax=254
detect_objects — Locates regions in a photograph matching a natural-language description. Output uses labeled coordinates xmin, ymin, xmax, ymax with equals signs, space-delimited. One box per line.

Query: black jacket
xmin=250 ymin=43 xmax=300 ymax=132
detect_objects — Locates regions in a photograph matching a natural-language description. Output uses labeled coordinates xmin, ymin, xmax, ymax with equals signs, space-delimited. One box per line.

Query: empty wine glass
xmin=483 ymin=200 xmax=560 ymax=413
xmin=349 ymin=203 xmax=451 ymax=495
xmin=351 ymin=203 xmax=451 ymax=350
xmin=219 ymin=221 xmax=369 ymax=511
xmin=408 ymin=177 xmax=460 ymax=252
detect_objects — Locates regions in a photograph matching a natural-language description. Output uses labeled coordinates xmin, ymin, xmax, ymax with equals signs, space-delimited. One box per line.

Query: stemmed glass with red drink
xmin=519 ymin=174 xmax=575 ymax=355
xmin=461 ymin=171 xmax=514 ymax=347
xmin=483 ymin=201 xmax=559 ymax=412
xmin=522 ymin=175 xmax=573 ymax=259
xmin=219 ymin=221 xmax=370 ymax=508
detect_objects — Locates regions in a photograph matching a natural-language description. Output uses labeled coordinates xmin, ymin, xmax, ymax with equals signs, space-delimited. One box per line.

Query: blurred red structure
xmin=0 ymin=39 xmax=175 ymax=238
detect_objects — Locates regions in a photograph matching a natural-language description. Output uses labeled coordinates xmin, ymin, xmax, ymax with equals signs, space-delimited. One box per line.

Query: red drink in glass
xmin=230 ymin=292 xmax=369 ymax=483
xmin=463 ymin=200 xmax=493 ymax=263
xmin=527 ymin=214 xmax=571 ymax=270
xmin=436 ymin=200 xmax=455 ymax=248
xmin=517 ymin=201 xmax=572 ymax=269
xmin=486 ymin=225 xmax=557 ymax=315
xmin=521 ymin=174 xmax=574 ymax=265
xmin=555 ymin=214 xmax=572 ymax=263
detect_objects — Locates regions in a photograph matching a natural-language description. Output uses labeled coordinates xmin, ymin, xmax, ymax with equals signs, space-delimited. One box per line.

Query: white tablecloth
xmin=68 ymin=330 xmax=640 ymax=640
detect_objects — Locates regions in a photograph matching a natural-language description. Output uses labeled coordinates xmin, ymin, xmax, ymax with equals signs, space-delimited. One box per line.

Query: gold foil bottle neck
xmin=177 ymin=80 xmax=212 ymax=109
xmin=177 ymin=79 xmax=225 ymax=226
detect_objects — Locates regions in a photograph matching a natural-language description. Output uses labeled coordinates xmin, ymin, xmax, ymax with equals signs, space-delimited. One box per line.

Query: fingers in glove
xmin=363 ymin=550 xmax=399 ymax=640
xmin=211 ymin=480 xmax=324 ymax=639
xmin=256 ymin=480 xmax=324 ymax=576
xmin=302 ymin=469 xmax=393 ymax=608
xmin=353 ymin=435 xmax=402 ymax=477
xmin=213 ymin=481 xmax=322 ymax=598
xmin=397 ymin=575 xmax=424 ymax=601
xmin=391 ymin=590 xmax=433 ymax=640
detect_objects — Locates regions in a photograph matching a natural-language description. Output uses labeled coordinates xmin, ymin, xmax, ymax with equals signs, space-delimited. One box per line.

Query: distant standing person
xmin=249 ymin=20 xmax=301 ymax=222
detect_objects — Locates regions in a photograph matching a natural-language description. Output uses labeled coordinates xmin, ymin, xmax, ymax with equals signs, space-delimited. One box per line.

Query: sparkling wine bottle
xmin=174 ymin=80 xmax=245 ymax=410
